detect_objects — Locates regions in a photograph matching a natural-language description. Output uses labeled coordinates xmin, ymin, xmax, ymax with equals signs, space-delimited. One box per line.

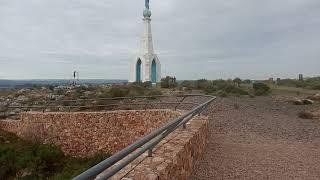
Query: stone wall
xmin=0 ymin=119 xmax=20 ymax=134
xmin=0 ymin=110 xmax=180 ymax=157
xmin=99 ymin=115 xmax=209 ymax=180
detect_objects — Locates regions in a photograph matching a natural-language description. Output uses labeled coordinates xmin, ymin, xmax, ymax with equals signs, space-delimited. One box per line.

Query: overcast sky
xmin=0 ymin=0 xmax=319 ymax=80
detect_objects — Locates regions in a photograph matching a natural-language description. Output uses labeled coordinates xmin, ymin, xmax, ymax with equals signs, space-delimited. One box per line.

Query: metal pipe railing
xmin=6 ymin=102 xmax=199 ymax=110
xmin=72 ymin=95 xmax=216 ymax=180
xmin=4 ymin=94 xmax=211 ymax=113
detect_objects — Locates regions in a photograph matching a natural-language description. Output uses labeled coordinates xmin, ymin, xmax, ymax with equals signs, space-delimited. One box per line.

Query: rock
xmin=18 ymin=88 xmax=30 ymax=94
xmin=16 ymin=95 xmax=29 ymax=102
xmin=9 ymin=111 xmax=16 ymax=116
xmin=292 ymin=99 xmax=304 ymax=105
xmin=303 ymin=99 xmax=314 ymax=105
xmin=298 ymin=111 xmax=314 ymax=119
xmin=84 ymin=91 xmax=93 ymax=97
xmin=308 ymin=94 xmax=320 ymax=101
xmin=13 ymin=108 xmax=22 ymax=113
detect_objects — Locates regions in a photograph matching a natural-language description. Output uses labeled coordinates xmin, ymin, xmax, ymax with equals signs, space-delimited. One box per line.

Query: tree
xmin=243 ymin=79 xmax=252 ymax=84
xmin=161 ymin=76 xmax=177 ymax=88
xmin=233 ymin=78 xmax=242 ymax=87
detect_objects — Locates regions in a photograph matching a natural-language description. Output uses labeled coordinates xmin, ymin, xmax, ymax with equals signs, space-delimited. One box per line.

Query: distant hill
xmin=0 ymin=79 xmax=128 ymax=88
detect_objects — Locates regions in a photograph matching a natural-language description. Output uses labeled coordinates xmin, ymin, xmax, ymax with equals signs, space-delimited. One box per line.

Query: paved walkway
xmin=191 ymin=96 xmax=320 ymax=180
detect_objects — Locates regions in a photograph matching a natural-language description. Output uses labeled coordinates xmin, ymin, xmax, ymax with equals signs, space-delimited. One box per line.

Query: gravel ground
xmin=191 ymin=96 xmax=320 ymax=180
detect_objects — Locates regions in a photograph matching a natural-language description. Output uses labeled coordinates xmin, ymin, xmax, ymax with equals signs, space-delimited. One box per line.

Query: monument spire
xmin=129 ymin=0 xmax=161 ymax=84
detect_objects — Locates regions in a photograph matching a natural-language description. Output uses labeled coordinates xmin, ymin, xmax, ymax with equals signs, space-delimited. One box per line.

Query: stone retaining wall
xmin=0 ymin=110 xmax=180 ymax=157
xmin=99 ymin=116 xmax=209 ymax=180
xmin=0 ymin=119 xmax=20 ymax=134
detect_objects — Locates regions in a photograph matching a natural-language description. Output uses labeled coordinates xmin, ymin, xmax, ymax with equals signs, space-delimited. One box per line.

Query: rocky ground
xmin=191 ymin=96 xmax=320 ymax=180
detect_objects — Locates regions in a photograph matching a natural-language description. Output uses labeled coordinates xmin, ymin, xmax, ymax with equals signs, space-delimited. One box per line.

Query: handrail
xmin=6 ymin=102 xmax=199 ymax=109
xmin=72 ymin=94 xmax=216 ymax=180
xmin=4 ymin=94 xmax=211 ymax=113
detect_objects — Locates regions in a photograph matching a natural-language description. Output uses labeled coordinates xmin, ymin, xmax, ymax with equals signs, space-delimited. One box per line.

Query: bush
xmin=277 ymin=77 xmax=320 ymax=90
xmin=161 ymin=76 xmax=177 ymax=88
xmin=233 ymin=78 xmax=242 ymax=87
xmin=180 ymin=80 xmax=194 ymax=90
xmin=109 ymin=87 xmax=130 ymax=97
xmin=195 ymin=79 xmax=209 ymax=89
xmin=0 ymin=130 xmax=110 ymax=179
xmin=212 ymin=90 xmax=227 ymax=97
xmin=143 ymin=81 xmax=152 ymax=88
xmin=224 ymin=85 xmax=248 ymax=95
xmin=312 ymin=84 xmax=320 ymax=90
xmin=253 ymin=83 xmax=271 ymax=96
xmin=0 ymin=143 xmax=65 ymax=179
xmin=0 ymin=147 xmax=17 ymax=178
xmin=146 ymin=89 xmax=162 ymax=96
xmin=243 ymin=79 xmax=252 ymax=84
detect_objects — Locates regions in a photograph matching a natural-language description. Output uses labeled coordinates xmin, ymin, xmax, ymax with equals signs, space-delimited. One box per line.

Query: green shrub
xmin=179 ymin=80 xmax=194 ymax=91
xmin=35 ymin=144 xmax=64 ymax=167
xmin=161 ymin=76 xmax=177 ymax=88
xmin=143 ymin=81 xmax=152 ymax=88
xmin=0 ymin=147 xmax=17 ymax=178
xmin=224 ymin=85 xmax=248 ymax=95
xmin=0 ymin=130 xmax=110 ymax=179
xmin=0 ymin=143 xmax=65 ymax=179
xmin=312 ymin=84 xmax=320 ymax=90
xmin=233 ymin=78 xmax=242 ymax=87
xmin=243 ymin=79 xmax=252 ymax=84
xmin=204 ymin=84 xmax=217 ymax=94
xmin=109 ymin=87 xmax=130 ymax=97
xmin=51 ymin=154 xmax=107 ymax=179
xmin=277 ymin=77 xmax=320 ymax=90
xmin=146 ymin=89 xmax=162 ymax=96
xmin=195 ymin=79 xmax=209 ymax=89
xmin=216 ymin=90 xmax=228 ymax=97
xmin=253 ymin=83 xmax=271 ymax=96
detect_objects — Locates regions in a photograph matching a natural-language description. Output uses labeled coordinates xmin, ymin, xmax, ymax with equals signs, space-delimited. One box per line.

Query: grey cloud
xmin=0 ymin=0 xmax=319 ymax=79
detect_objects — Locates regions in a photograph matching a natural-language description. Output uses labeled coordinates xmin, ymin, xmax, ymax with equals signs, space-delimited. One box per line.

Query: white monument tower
xmin=129 ymin=0 xmax=161 ymax=84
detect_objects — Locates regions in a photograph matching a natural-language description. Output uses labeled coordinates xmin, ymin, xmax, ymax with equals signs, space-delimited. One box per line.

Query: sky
xmin=0 ymin=0 xmax=319 ymax=80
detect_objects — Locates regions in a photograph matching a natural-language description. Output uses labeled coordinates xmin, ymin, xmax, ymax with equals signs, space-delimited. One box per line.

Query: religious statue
xmin=145 ymin=0 xmax=150 ymax=10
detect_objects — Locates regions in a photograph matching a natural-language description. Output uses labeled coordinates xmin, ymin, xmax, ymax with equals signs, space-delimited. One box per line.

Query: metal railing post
xmin=182 ymin=123 xmax=187 ymax=129
xmin=148 ymin=148 xmax=153 ymax=157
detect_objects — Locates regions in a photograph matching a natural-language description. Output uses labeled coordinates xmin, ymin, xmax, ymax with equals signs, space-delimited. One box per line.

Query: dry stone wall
xmin=0 ymin=119 xmax=20 ymax=134
xmin=0 ymin=110 xmax=180 ymax=157
xmin=100 ymin=116 xmax=209 ymax=180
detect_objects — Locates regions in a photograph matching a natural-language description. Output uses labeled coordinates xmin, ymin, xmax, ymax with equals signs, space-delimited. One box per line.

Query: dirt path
xmin=191 ymin=96 xmax=320 ymax=180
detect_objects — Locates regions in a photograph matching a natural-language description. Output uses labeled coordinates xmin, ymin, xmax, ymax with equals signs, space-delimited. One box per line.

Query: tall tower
xmin=129 ymin=1 xmax=161 ymax=84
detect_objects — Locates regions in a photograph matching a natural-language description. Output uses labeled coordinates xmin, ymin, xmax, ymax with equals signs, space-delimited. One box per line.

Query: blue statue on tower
xmin=145 ymin=0 xmax=150 ymax=10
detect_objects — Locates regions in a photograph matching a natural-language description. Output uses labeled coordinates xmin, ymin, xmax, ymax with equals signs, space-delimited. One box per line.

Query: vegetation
xmin=0 ymin=129 xmax=109 ymax=180
xmin=178 ymin=78 xmax=250 ymax=97
xmin=253 ymin=82 xmax=271 ymax=96
xmin=233 ymin=78 xmax=242 ymax=87
xmin=107 ymin=84 xmax=162 ymax=97
xmin=277 ymin=77 xmax=320 ymax=90
xmin=161 ymin=76 xmax=177 ymax=88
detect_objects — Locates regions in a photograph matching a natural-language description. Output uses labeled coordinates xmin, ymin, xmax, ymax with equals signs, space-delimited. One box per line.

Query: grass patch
xmin=0 ymin=129 xmax=109 ymax=180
